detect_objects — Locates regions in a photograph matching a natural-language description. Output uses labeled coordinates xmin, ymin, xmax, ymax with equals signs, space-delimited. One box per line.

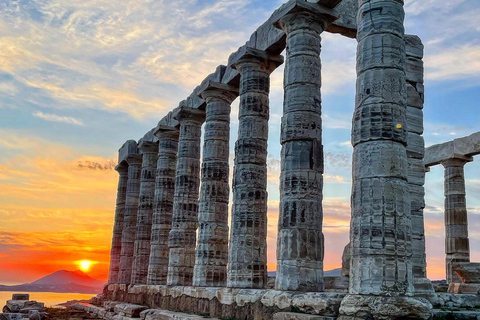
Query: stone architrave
xmin=441 ymin=158 xmax=472 ymax=284
xmin=107 ymin=162 xmax=128 ymax=284
xmin=272 ymin=2 xmax=337 ymax=292
xmin=147 ymin=127 xmax=179 ymax=285
xmin=193 ymin=81 xmax=238 ymax=287
xmin=227 ymin=47 xmax=283 ymax=289
xmin=118 ymin=153 xmax=142 ymax=284
xmin=131 ymin=141 xmax=158 ymax=284
xmin=404 ymin=34 xmax=434 ymax=293
xmin=167 ymin=107 xmax=205 ymax=286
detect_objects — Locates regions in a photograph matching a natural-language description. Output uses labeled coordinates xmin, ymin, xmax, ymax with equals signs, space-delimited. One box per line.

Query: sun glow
xmin=78 ymin=260 xmax=93 ymax=271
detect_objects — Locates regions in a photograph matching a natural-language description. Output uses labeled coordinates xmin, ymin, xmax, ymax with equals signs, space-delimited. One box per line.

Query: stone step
xmin=273 ymin=312 xmax=335 ymax=320
xmin=144 ymin=309 xmax=220 ymax=320
xmin=113 ymin=304 xmax=148 ymax=318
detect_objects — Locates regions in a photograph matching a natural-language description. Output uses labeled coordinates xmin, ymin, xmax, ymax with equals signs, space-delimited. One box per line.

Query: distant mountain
xmin=0 ymin=270 xmax=105 ymax=294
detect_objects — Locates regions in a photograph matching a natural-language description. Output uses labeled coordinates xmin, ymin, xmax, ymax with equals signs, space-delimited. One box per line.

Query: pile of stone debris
xmin=1 ymin=294 xmax=46 ymax=320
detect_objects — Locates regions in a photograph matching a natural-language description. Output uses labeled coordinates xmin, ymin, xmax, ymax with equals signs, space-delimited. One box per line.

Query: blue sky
xmin=0 ymin=0 xmax=479 ymax=282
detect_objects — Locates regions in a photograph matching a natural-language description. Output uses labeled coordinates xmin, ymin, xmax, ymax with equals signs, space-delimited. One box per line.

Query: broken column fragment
xmin=227 ymin=47 xmax=283 ymax=289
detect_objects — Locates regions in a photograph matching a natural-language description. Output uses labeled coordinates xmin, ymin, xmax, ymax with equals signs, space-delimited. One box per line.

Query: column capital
xmin=271 ymin=0 xmax=337 ymax=34
xmin=125 ymin=154 xmax=142 ymax=166
xmin=115 ymin=162 xmax=129 ymax=174
xmin=198 ymin=80 xmax=239 ymax=104
xmin=138 ymin=140 xmax=159 ymax=154
xmin=230 ymin=47 xmax=284 ymax=74
xmin=441 ymin=157 xmax=473 ymax=168
xmin=173 ymin=106 xmax=206 ymax=125
xmin=154 ymin=126 xmax=179 ymax=140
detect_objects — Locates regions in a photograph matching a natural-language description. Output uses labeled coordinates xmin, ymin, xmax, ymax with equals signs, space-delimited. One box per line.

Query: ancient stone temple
xmin=95 ymin=1 xmax=480 ymax=319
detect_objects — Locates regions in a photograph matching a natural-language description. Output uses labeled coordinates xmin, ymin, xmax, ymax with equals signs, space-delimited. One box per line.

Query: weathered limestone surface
xmin=104 ymin=284 xmax=345 ymax=319
xmin=108 ymin=161 xmax=129 ymax=284
xmin=454 ymin=262 xmax=480 ymax=284
xmin=193 ymin=81 xmax=238 ymax=287
xmin=131 ymin=141 xmax=158 ymax=285
xmin=442 ymin=158 xmax=472 ymax=284
xmin=340 ymin=243 xmax=350 ymax=278
xmin=346 ymin=0 xmax=414 ymax=297
xmin=227 ymin=47 xmax=283 ymax=289
xmin=147 ymin=127 xmax=179 ymax=285
xmin=405 ymin=34 xmax=434 ymax=294
xmin=167 ymin=107 xmax=205 ymax=286
xmin=118 ymin=152 xmax=142 ymax=285
xmin=424 ymin=131 xmax=480 ymax=167
xmin=272 ymin=1 xmax=336 ymax=292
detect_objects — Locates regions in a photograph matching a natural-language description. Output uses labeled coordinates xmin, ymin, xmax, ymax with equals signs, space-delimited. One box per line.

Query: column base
xmin=414 ymin=277 xmax=435 ymax=294
xmin=338 ymin=294 xmax=432 ymax=320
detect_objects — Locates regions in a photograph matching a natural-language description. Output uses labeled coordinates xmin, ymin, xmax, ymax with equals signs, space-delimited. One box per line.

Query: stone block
xmin=327 ymin=0 xmax=357 ymax=38
xmin=324 ymin=276 xmax=349 ymax=292
xmin=453 ymin=263 xmax=480 ymax=284
xmin=448 ymin=283 xmax=480 ymax=294
xmin=11 ymin=295 xmax=29 ymax=301
xmin=253 ymin=16 xmax=285 ymax=54
xmin=454 ymin=132 xmax=480 ymax=157
xmin=407 ymin=107 xmax=424 ymax=135
xmin=113 ymin=304 xmax=148 ymax=318
xmin=0 ymin=314 xmax=27 ymax=320
xmin=406 ymin=56 xmax=424 ymax=83
xmin=405 ymin=34 xmax=424 ymax=59
xmin=273 ymin=312 xmax=334 ymax=320
xmin=118 ymin=140 xmax=139 ymax=164
xmin=104 ymin=301 xmax=121 ymax=312
xmin=5 ymin=301 xmax=43 ymax=314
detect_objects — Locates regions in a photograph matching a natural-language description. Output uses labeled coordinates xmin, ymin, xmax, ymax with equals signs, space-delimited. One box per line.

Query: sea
xmin=0 ymin=291 xmax=96 ymax=308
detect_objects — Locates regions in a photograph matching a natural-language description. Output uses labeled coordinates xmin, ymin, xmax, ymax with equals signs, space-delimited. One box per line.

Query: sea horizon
xmin=0 ymin=291 xmax=96 ymax=308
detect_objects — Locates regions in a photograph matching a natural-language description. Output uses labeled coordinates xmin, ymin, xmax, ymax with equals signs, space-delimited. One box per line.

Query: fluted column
xmin=167 ymin=107 xmax=205 ymax=286
xmin=131 ymin=141 xmax=158 ymax=284
xmin=227 ymin=47 xmax=283 ymax=289
xmin=147 ymin=127 xmax=179 ymax=285
xmin=118 ymin=154 xmax=142 ymax=284
xmin=349 ymin=0 xmax=413 ymax=296
xmin=108 ymin=162 xmax=129 ymax=284
xmin=441 ymin=158 xmax=472 ymax=284
xmin=273 ymin=6 xmax=335 ymax=292
xmin=193 ymin=82 xmax=238 ymax=287
xmin=405 ymin=35 xmax=434 ymax=293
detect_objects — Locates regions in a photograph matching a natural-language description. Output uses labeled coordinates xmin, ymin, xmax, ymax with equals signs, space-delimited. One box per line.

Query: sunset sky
xmin=1 ymin=0 xmax=480 ymax=285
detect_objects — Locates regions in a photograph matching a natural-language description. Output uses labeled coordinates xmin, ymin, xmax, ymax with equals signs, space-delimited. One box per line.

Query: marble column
xmin=167 ymin=107 xmax=205 ymax=286
xmin=227 ymin=47 xmax=283 ymax=289
xmin=273 ymin=5 xmax=335 ymax=292
xmin=193 ymin=81 xmax=238 ymax=287
xmin=441 ymin=158 xmax=472 ymax=284
xmin=131 ymin=141 xmax=158 ymax=284
xmin=147 ymin=127 xmax=179 ymax=285
xmin=405 ymin=35 xmax=434 ymax=293
xmin=107 ymin=162 xmax=128 ymax=284
xmin=118 ymin=154 xmax=142 ymax=284
xmin=339 ymin=1 xmax=433 ymax=316
xmin=347 ymin=0 xmax=414 ymax=296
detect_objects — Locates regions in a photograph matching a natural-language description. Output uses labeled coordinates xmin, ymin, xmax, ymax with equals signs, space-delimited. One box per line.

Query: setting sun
xmin=78 ymin=260 xmax=93 ymax=271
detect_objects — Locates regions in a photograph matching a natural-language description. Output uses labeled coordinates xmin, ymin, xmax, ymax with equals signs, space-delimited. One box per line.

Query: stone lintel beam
xmin=138 ymin=140 xmax=158 ymax=152
xmin=271 ymin=0 xmax=338 ymax=30
xmin=230 ymin=46 xmax=284 ymax=74
xmin=197 ymin=81 xmax=239 ymax=103
xmin=425 ymin=139 xmax=476 ymax=168
xmin=154 ymin=125 xmax=179 ymax=137
xmin=173 ymin=106 xmax=206 ymax=123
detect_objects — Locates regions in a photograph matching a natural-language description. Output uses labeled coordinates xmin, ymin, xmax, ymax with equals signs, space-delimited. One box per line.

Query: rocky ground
xmin=44 ymin=307 xmax=101 ymax=320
